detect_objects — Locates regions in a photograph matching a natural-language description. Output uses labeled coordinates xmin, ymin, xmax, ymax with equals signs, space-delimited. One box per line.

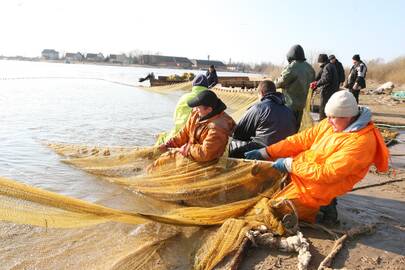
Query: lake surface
xmin=0 ymin=60 xmax=249 ymax=205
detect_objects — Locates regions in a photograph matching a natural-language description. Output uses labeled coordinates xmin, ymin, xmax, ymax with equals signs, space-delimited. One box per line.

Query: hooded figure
xmin=275 ymin=45 xmax=315 ymax=130
xmin=206 ymin=65 xmax=218 ymax=88
xmin=229 ymin=80 xmax=297 ymax=158
xmin=156 ymin=74 xmax=208 ymax=144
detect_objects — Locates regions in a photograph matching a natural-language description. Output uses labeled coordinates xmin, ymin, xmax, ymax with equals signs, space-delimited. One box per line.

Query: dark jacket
xmin=206 ymin=70 xmax=218 ymax=88
xmin=232 ymin=92 xmax=297 ymax=146
xmin=334 ymin=60 xmax=345 ymax=84
xmin=275 ymin=45 xmax=315 ymax=112
xmin=346 ymin=61 xmax=367 ymax=89
xmin=317 ymin=62 xmax=340 ymax=99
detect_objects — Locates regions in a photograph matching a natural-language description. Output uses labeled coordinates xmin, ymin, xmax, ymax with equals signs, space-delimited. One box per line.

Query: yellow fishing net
xmin=0 ymin=84 xmax=314 ymax=269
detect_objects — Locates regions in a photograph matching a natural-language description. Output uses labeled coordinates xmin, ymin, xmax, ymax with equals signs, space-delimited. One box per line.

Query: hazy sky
xmin=1 ymin=0 xmax=404 ymax=66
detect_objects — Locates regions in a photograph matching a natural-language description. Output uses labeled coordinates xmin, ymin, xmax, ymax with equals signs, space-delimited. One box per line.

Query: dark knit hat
xmin=328 ymin=54 xmax=336 ymax=60
xmin=352 ymin=54 xmax=361 ymax=61
xmin=187 ymin=90 xmax=219 ymax=108
xmin=192 ymin=74 xmax=208 ymax=87
xmin=317 ymin=54 xmax=328 ymax=63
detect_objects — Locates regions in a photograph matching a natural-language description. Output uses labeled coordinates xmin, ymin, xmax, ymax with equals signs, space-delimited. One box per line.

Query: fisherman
xmin=156 ymin=74 xmax=208 ymax=144
xmin=244 ymin=90 xmax=389 ymax=224
xmin=206 ymin=65 xmax=218 ymax=88
xmin=229 ymin=80 xmax=297 ymax=158
xmin=345 ymin=54 xmax=367 ymax=104
xmin=329 ymin=55 xmax=345 ymax=86
xmin=275 ymin=44 xmax=315 ymax=131
xmin=154 ymin=90 xmax=235 ymax=167
xmin=310 ymin=54 xmax=340 ymax=120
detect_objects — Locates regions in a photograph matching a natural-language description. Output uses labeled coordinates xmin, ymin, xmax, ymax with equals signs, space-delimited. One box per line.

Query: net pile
xmin=0 ymin=83 xmax=315 ymax=269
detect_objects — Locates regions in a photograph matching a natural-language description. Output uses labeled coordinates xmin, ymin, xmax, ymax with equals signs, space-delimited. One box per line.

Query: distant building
xmin=85 ymin=53 xmax=104 ymax=62
xmin=64 ymin=52 xmax=84 ymax=62
xmin=109 ymin=54 xmax=129 ymax=64
xmin=138 ymin=55 xmax=193 ymax=68
xmin=41 ymin=49 xmax=59 ymax=60
xmin=190 ymin=59 xmax=227 ymax=70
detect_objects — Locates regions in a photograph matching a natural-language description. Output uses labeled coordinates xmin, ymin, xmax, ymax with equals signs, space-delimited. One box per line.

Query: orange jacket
xmin=266 ymin=118 xmax=389 ymax=208
xmin=169 ymin=110 xmax=235 ymax=162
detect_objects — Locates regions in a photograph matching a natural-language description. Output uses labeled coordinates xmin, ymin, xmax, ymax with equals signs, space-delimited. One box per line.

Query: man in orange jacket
xmin=245 ymin=90 xmax=389 ymax=223
xmin=157 ymin=90 xmax=235 ymax=163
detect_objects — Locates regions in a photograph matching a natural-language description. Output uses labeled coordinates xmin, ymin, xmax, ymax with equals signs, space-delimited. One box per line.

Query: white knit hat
xmin=324 ymin=90 xmax=359 ymax=117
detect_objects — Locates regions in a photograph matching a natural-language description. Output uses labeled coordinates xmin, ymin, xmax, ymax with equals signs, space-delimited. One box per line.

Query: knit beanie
xmin=192 ymin=74 xmax=208 ymax=87
xmin=317 ymin=54 xmax=328 ymax=63
xmin=352 ymin=54 xmax=361 ymax=61
xmin=325 ymin=90 xmax=359 ymax=117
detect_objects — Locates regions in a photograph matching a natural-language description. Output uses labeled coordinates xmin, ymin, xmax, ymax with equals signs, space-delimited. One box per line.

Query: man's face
xmin=353 ymin=60 xmax=358 ymax=65
xmin=208 ymin=67 xmax=213 ymax=73
xmin=196 ymin=105 xmax=213 ymax=117
xmin=330 ymin=59 xmax=336 ymax=64
xmin=327 ymin=116 xmax=353 ymax=132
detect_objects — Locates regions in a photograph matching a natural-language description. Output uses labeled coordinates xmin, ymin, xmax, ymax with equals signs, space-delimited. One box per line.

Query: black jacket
xmin=232 ymin=92 xmax=297 ymax=146
xmin=317 ymin=63 xmax=340 ymax=98
xmin=334 ymin=60 xmax=345 ymax=84
xmin=346 ymin=61 xmax=367 ymax=89
xmin=206 ymin=70 xmax=218 ymax=88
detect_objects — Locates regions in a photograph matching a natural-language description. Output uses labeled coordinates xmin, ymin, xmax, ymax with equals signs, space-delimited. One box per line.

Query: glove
xmin=272 ymin=158 xmax=288 ymax=173
xmin=244 ymin=148 xmax=267 ymax=160
xmin=309 ymin=81 xmax=318 ymax=90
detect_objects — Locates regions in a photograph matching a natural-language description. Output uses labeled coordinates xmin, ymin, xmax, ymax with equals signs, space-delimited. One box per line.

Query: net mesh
xmin=0 ymin=84 xmax=314 ymax=269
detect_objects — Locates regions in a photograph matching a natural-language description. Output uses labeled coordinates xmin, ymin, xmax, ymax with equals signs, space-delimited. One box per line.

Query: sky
xmin=1 ymin=0 xmax=404 ymax=66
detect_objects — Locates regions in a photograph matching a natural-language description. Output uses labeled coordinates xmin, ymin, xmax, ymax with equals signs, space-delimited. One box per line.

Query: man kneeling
xmin=245 ymin=90 xmax=389 ymax=223
xmin=150 ymin=90 xmax=235 ymax=171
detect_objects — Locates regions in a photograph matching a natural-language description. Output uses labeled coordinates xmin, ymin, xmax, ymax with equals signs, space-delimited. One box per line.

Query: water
xmin=0 ymin=60 xmax=248 ymax=204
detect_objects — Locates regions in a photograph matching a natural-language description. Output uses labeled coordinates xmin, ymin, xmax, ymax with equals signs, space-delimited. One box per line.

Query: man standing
xmin=206 ymin=65 xmax=218 ymax=88
xmin=345 ymin=54 xmax=367 ymax=103
xmin=229 ymin=80 xmax=297 ymax=158
xmin=329 ymin=55 xmax=345 ymax=86
xmin=275 ymin=44 xmax=315 ymax=130
xmin=310 ymin=54 xmax=340 ymax=120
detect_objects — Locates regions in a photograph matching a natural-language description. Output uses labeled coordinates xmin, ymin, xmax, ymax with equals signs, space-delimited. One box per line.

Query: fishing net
xmin=0 ymin=83 xmax=314 ymax=269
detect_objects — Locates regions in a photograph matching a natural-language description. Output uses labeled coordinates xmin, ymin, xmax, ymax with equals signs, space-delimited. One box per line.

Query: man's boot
xmin=318 ymin=198 xmax=339 ymax=225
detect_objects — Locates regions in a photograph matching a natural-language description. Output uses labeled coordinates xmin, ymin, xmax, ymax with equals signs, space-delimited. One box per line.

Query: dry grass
xmin=366 ymin=57 xmax=405 ymax=85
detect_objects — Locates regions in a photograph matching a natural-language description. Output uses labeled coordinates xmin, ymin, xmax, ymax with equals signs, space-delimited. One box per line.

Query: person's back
xmin=329 ymin=55 xmax=345 ymax=85
xmin=206 ymin=65 xmax=218 ymax=88
xmin=275 ymin=44 xmax=315 ymax=129
xmin=229 ymin=81 xmax=297 ymax=158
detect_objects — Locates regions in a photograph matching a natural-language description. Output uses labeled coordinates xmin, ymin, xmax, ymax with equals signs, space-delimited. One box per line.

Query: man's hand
xmin=178 ymin=143 xmax=190 ymax=157
xmin=244 ymin=149 xmax=266 ymax=160
xmin=272 ymin=158 xmax=293 ymax=173
xmin=309 ymin=81 xmax=318 ymax=90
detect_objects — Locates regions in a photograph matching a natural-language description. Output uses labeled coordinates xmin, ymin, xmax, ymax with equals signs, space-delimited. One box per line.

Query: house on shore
xmin=138 ymin=55 xmax=193 ymax=69
xmin=108 ymin=54 xmax=129 ymax=64
xmin=85 ymin=53 xmax=105 ymax=62
xmin=41 ymin=49 xmax=59 ymax=60
xmin=64 ymin=52 xmax=84 ymax=62
xmin=190 ymin=59 xmax=227 ymax=71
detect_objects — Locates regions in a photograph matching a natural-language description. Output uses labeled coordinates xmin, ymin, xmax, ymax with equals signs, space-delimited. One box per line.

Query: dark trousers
xmin=350 ymin=89 xmax=360 ymax=104
xmin=319 ymin=92 xmax=333 ymax=120
xmin=229 ymin=139 xmax=263 ymax=158
xmin=293 ymin=110 xmax=303 ymax=132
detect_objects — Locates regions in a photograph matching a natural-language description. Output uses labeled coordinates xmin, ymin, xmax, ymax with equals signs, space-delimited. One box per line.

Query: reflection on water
xmin=0 ymin=60 xmax=190 ymax=205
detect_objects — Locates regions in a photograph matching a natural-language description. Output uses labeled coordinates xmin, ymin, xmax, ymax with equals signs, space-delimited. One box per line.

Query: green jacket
xmin=275 ymin=60 xmax=315 ymax=111
xmin=156 ymin=86 xmax=207 ymax=144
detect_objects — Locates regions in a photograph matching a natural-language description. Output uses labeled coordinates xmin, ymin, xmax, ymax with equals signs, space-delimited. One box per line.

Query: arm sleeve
xmin=170 ymin=115 xmax=191 ymax=147
xmin=317 ymin=65 xmax=332 ymax=87
xmin=232 ymin=106 xmax=259 ymax=141
xmin=355 ymin=64 xmax=367 ymax=82
xmin=188 ymin=127 xmax=228 ymax=162
xmin=266 ymin=121 xmax=323 ymax=159
xmin=275 ymin=66 xmax=297 ymax=89
xmin=292 ymin=138 xmax=371 ymax=184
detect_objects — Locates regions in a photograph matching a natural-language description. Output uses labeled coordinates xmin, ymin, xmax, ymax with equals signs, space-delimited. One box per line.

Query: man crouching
xmin=149 ymin=90 xmax=235 ymax=172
